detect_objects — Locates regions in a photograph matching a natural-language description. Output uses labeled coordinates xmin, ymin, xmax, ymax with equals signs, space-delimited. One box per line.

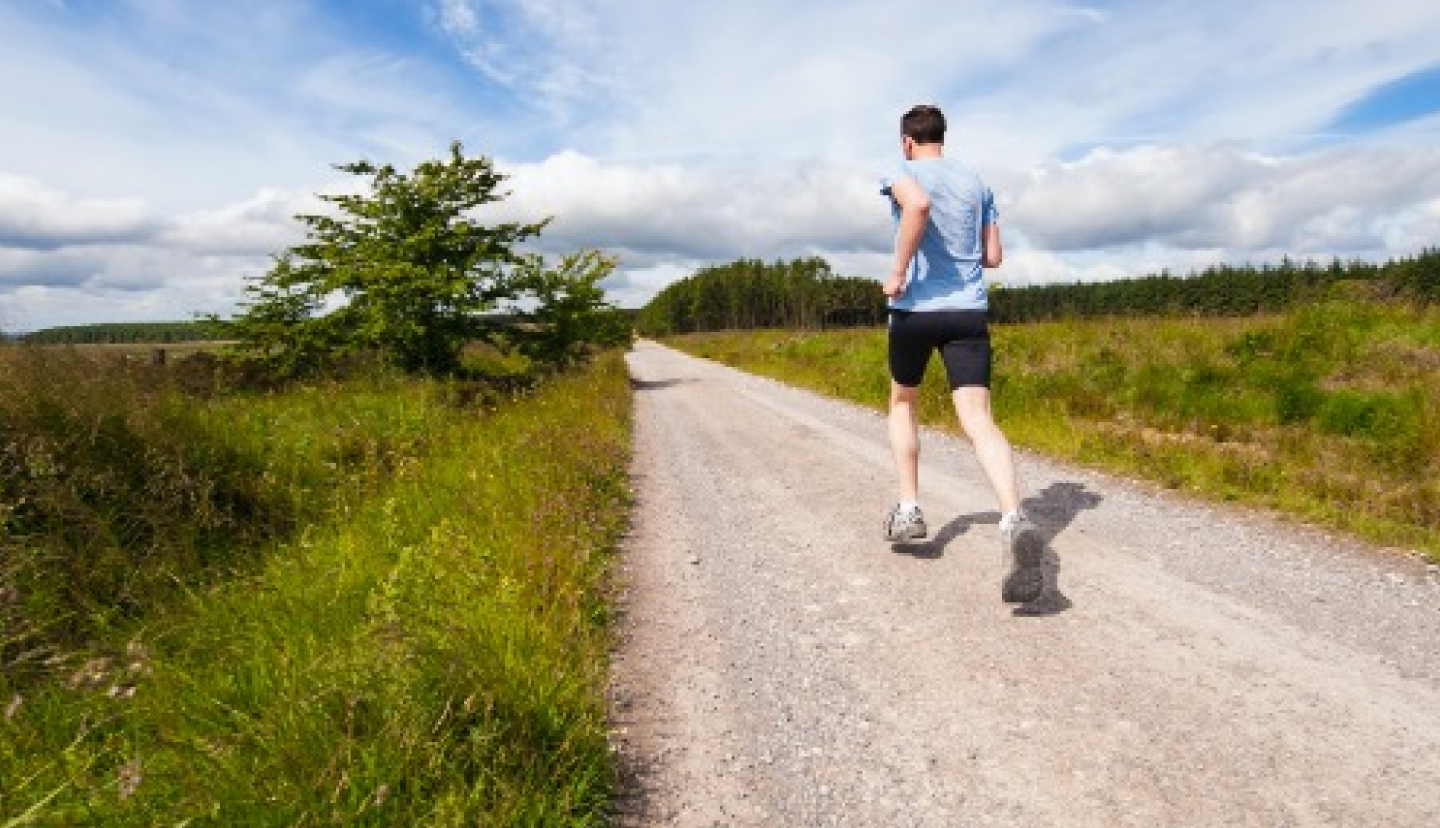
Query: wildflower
xmin=69 ymin=657 xmax=112 ymax=689
xmin=125 ymin=639 xmax=153 ymax=676
xmin=118 ymin=757 xmax=143 ymax=800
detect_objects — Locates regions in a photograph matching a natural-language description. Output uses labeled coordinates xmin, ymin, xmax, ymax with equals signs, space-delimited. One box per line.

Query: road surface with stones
xmin=609 ymin=340 xmax=1440 ymax=828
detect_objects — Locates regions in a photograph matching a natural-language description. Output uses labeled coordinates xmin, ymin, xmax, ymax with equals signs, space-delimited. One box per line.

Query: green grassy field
xmin=665 ymin=300 xmax=1440 ymax=560
xmin=1 ymin=347 xmax=631 ymax=825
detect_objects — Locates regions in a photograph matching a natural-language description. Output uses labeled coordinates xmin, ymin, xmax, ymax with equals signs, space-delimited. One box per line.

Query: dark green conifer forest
xmin=635 ymin=248 xmax=1439 ymax=336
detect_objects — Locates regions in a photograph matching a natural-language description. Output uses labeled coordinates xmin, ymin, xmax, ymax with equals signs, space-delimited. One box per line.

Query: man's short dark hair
xmin=901 ymin=105 xmax=946 ymax=144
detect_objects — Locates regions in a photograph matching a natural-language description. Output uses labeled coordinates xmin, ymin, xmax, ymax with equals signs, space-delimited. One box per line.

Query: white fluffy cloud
xmin=0 ymin=181 xmax=305 ymax=330
xmin=0 ymin=247 xmax=101 ymax=289
xmin=1005 ymin=143 xmax=1440 ymax=257
xmin=0 ymin=174 xmax=158 ymax=249
xmin=490 ymin=152 xmax=889 ymax=266
xmin=0 ymin=239 xmax=267 ymax=332
xmin=161 ymin=189 xmax=319 ymax=256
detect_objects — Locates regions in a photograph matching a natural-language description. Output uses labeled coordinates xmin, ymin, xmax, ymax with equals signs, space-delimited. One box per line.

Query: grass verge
xmin=2 ymin=349 xmax=631 ymax=825
xmin=665 ymin=301 xmax=1440 ymax=560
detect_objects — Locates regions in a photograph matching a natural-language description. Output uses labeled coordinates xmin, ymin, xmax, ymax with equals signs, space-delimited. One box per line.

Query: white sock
xmin=999 ymin=509 xmax=1022 ymax=532
xmin=898 ymin=500 xmax=920 ymax=513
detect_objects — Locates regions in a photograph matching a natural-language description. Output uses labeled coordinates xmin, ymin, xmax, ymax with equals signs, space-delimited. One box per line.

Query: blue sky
xmin=2 ymin=0 xmax=1439 ymax=331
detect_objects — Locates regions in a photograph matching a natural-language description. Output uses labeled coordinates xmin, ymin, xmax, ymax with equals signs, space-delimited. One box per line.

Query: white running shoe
xmin=1000 ymin=514 xmax=1047 ymax=603
xmin=884 ymin=504 xmax=928 ymax=542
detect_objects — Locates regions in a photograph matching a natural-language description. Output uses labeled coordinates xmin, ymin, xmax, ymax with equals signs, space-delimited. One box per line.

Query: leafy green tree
xmin=508 ymin=250 xmax=634 ymax=368
xmin=222 ymin=141 xmax=622 ymax=377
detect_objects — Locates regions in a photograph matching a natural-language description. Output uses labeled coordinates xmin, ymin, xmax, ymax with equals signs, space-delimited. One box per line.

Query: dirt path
xmin=609 ymin=340 xmax=1440 ymax=828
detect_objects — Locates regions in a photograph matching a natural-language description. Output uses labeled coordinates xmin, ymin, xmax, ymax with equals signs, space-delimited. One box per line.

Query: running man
xmin=880 ymin=104 xmax=1047 ymax=604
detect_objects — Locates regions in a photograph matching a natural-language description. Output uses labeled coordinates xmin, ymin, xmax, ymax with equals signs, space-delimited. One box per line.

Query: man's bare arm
xmin=884 ymin=177 xmax=930 ymax=298
xmin=981 ymin=222 xmax=1002 ymax=269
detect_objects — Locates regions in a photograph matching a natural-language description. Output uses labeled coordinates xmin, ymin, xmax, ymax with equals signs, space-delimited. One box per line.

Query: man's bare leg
xmin=883 ymin=381 xmax=929 ymax=541
xmin=888 ymin=382 xmax=921 ymax=503
xmin=953 ymin=386 xmax=1050 ymax=602
xmin=951 ymin=386 xmax=1021 ymax=515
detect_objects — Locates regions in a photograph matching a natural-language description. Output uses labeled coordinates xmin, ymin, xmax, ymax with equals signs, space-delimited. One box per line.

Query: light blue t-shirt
xmin=881 ymin=157 xmax=998 ymax=311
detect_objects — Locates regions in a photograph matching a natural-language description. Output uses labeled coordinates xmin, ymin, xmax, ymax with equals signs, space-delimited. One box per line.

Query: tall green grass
xmin=1 ymin=347 xmax=631 ymax=824
xmin=1 ymin=350 xmax=453 ymax=682
xmin=668 ymin=300 xmax=1440 ymax=559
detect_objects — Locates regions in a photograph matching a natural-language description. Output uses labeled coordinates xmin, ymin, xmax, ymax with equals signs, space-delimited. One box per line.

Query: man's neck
xmin=909 ymin=142 xmax=944 ymax=160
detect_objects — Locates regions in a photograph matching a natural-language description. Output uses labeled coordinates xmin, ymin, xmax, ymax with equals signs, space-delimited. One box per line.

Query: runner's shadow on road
xmin=1010 ymin=480 xmax=1105 ymax=617
xmin=891 ymin=510 xmax=1000 ymax=560
xmin=1023 ymin=480 xmax=1104 ymax=545
xmin=890 ymin=481 xmax=1102 ymax=613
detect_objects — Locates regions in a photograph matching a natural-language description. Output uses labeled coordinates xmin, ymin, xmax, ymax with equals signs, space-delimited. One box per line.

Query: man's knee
xmin=890 ymin=383 xmax=920 ymax=407
xmin=952 ymin=387 xmax=995 ymax=425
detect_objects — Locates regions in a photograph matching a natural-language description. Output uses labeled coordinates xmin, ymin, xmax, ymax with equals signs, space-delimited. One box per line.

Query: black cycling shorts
xmin=887 ymin=309 xmax=992 ymax=389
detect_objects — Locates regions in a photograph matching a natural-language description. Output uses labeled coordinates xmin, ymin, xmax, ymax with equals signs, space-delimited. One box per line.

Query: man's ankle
xmin=999 ymin=509 xmax=1024 ymax=532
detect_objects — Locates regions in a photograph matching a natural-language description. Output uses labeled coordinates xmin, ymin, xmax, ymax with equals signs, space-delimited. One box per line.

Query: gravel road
xmin=609 ymin=340 xmax=1440 ymax=828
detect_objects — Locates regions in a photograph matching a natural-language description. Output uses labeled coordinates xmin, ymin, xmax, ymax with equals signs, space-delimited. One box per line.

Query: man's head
xmin=901 ymin=104 xmax=946 ymax=146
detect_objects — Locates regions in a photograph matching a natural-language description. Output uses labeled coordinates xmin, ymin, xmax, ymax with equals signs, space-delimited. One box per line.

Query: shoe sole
xmin=1001 ymin=525 xmax=1046 ymax=603
xmin=886 ymin=525 xmax=928 ymax=542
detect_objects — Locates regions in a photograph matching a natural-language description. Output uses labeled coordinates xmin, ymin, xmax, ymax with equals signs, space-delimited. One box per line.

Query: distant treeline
xmin=989 ymin=247 xmax=1440 ymax=323
xmin=634 ymin=257 xmax=888 ymax=336
xmin=636 ymin=248 xmax=1440 ymax=335
xmin=16 ymin=313 xmax=645 ymax=347
xmin=21 ymin=321 xmax=226 ymax=345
